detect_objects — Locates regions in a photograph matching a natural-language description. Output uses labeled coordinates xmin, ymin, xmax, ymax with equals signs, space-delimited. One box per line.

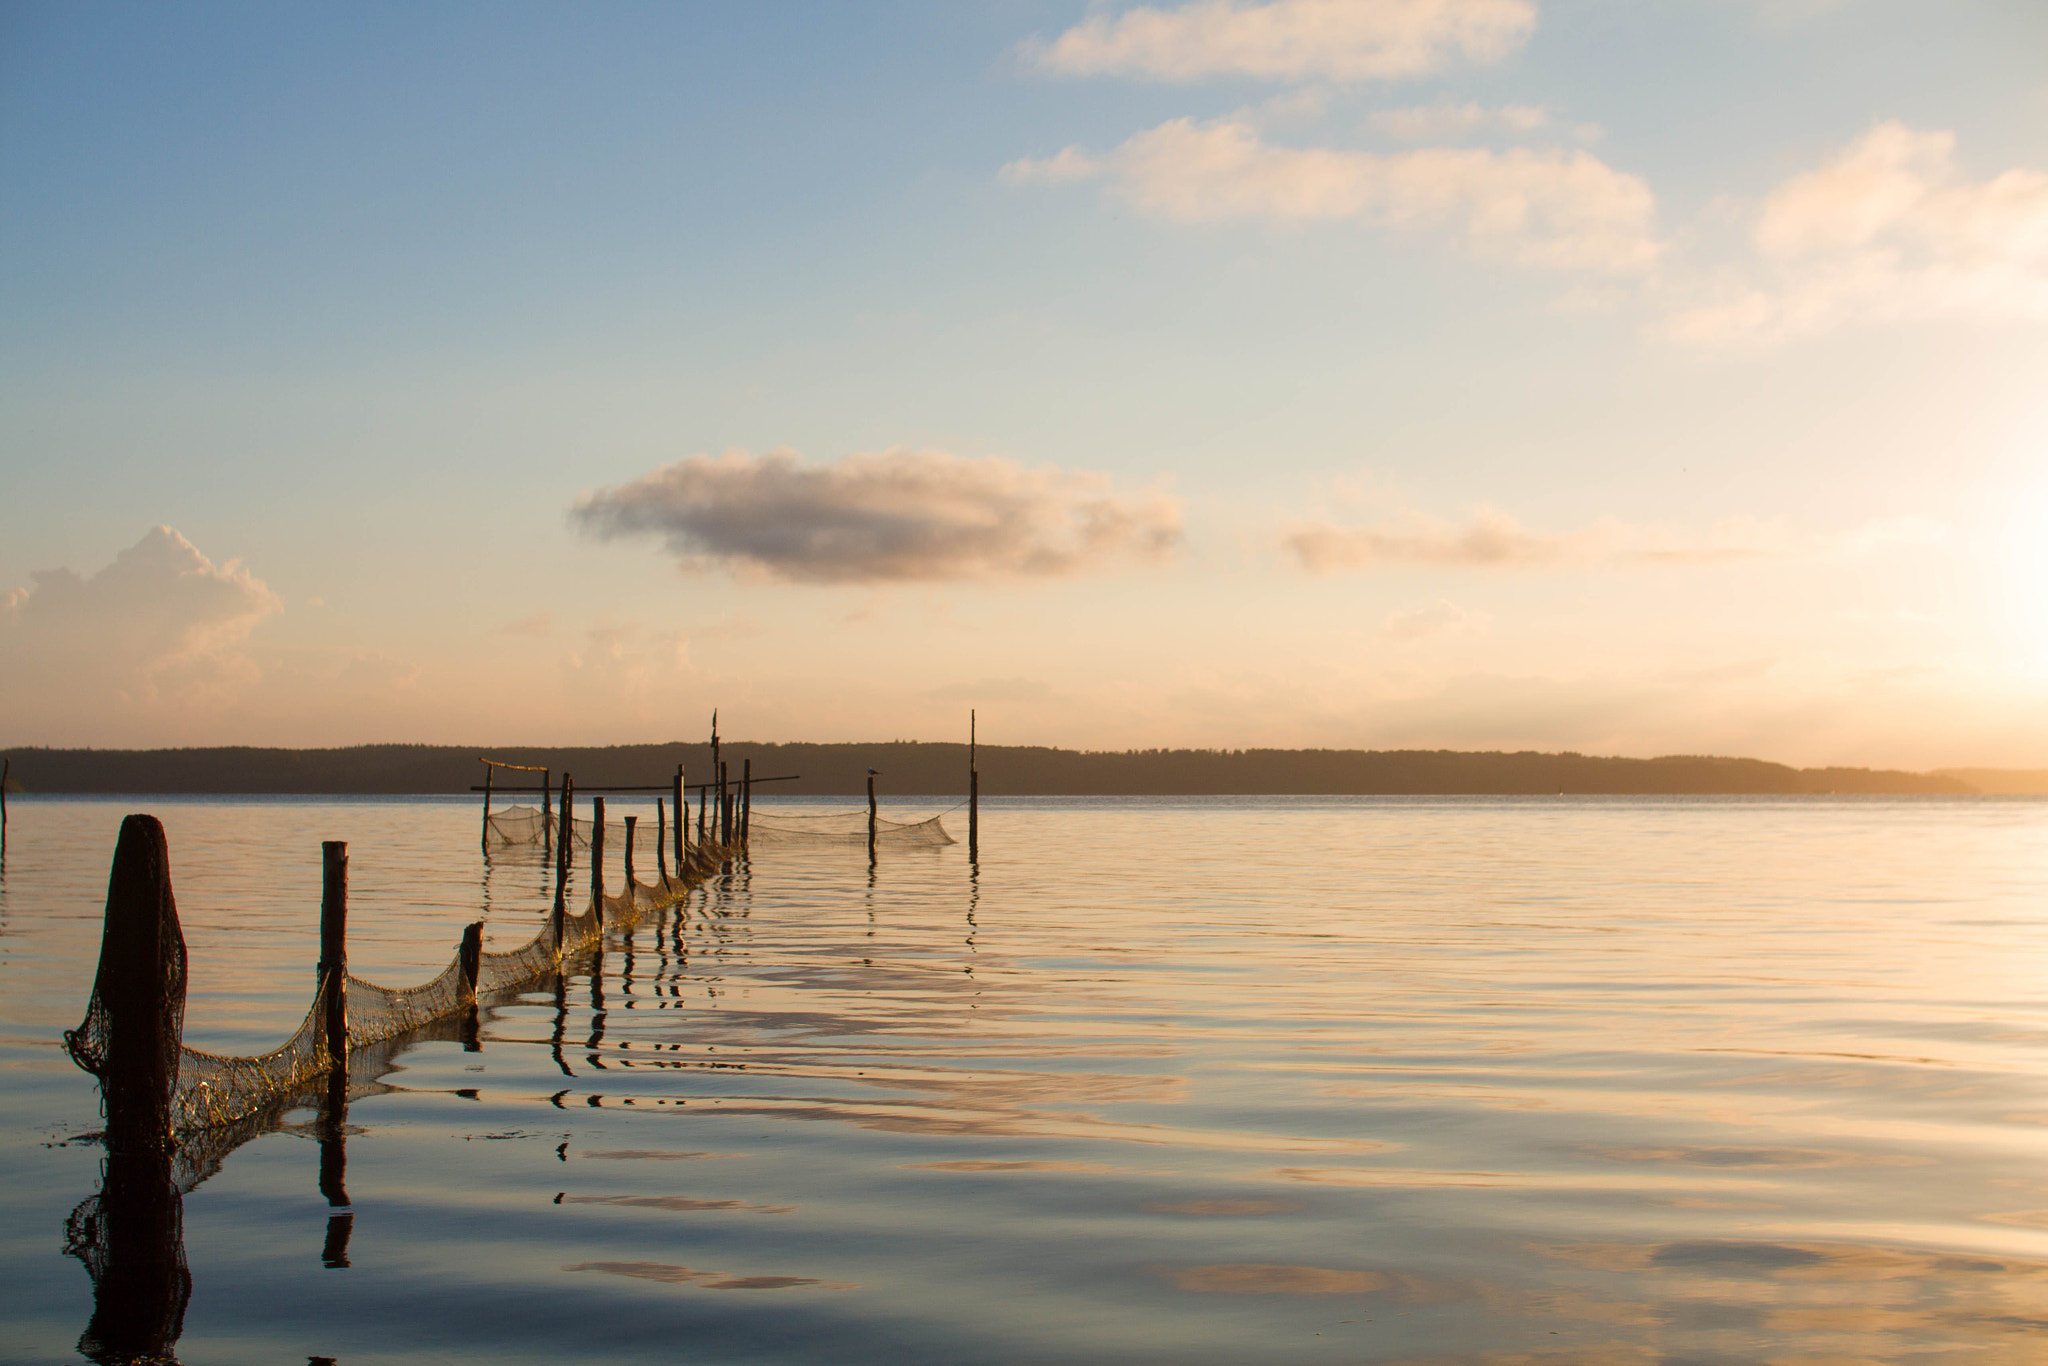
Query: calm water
xmin=6 ymin=794 xmax=2048 ymax=1364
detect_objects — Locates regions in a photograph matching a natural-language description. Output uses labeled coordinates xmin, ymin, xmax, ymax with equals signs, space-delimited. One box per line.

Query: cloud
xmin=1026 ymin=0 xmax=1536 ymax=82
xmin=1006 ymin=118 xmax=1661 ymax=273
xmin=571 ymin=447 xmax=1182 ymax=584
xmin=0 ymin=527 xmax=283 ymax=717
xmin=1668 ymin=122 xmax=2048 ymax=344
xmin=503 ymin=609 xmax=555 ymax=637
xmin=1285 ymin=507 xmax=1941 ymax=572
xmin=1381 ymin=599 xmax=1489 ymax=640
xmin=1367 ymin=102 xmax=1548 ymax=140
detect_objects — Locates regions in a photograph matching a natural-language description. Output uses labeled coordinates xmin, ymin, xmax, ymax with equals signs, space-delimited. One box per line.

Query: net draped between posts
xmin=66 ymin=848 xmax=722 ymax=1138
xmin=487 ymin=802 xmax=956 ymax=850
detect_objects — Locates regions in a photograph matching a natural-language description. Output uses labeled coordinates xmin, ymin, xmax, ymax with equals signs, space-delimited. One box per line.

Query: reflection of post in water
xmin=64 ymin=815 xmax=192 ymax=1364
xmin=587 ymin=941 xmax=608 ymax=1070
xmin=317 ymin=1065 xmax=352 ymax=1269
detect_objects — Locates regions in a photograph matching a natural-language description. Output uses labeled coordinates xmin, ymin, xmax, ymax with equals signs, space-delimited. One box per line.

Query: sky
xmin=3 ymin=0 xmax=2046 ymax=768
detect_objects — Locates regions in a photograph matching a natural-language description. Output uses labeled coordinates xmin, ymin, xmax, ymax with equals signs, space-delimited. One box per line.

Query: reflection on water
xmin=7 ymin=795 xmax=2048 ymax=1363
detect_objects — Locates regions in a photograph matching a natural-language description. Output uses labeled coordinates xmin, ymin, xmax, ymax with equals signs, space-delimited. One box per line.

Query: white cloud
xmin=1 ymin=525 xmax=282 ymax=695
xmin=1381 ymin=599 xmax=1490 ymax=640
xmin=571 ymin=447 xmax=1183 ymax=584
xmin=1367 ymin=102 xmax=1548 ymax=139
xmin=1026 ymin=0 xmax=1536 ymax=82
xmin=1284 ymin=507 xmax=1942 ymax=572
xmin=1668 ymin=122 xmax=2048 ymax=345
xmin=1006 ymin=117 xmax=1662 ymax=273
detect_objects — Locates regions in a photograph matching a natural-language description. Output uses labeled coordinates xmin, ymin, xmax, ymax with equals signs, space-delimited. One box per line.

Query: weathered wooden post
xmin=867 ymin=772 xmax=878 ymax=861
xmin=719 ymin=763 xmax=732 ymax=846
xmin=624 ymin=814 xmax=638 ymax=888
xmin=710 ymin=710 xmax=721 ymax=840
xmin=458 ymin=920 xmax=483 ymax=1000
xmin=458 ymin=919 xmax=484 ymax=1054
xmin=319 ymin=842 xmax=348 ymax=1077
xmin=672 ymin=764 xmax=685 ymax=865
xmin=697 ymin=778 xmax=708 ymax=846
xmin=479 ymin=762 xmax=494 ymax=852
xmin=969 ymin=710 xmax=979 ymax=860
xmin=655 ymin=800 xmax=668 ymax=883
xmin=552 ymin=775 xmax=574 ymax=951
xmin=541 ymin=768 xmax=553 ymax=854
xmin=591 ymin=796 xmax=607 ymax=926
xmin=742 ymin=758 xmax=752 ymax=845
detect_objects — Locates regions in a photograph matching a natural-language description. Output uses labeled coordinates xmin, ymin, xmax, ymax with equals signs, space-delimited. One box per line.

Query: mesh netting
xmin=73 ymin=862 xmax=720 ymax=1138
xmin=484 ymin=804 xmax=643 ymax=851
xmin=749 ymin=807 xmax=955 ymax=847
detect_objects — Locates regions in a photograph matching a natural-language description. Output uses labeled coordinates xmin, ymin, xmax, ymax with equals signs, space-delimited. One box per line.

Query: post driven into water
xmin=552 ymin=775 xmax=574 ymax=951
xmin=319 ymin=841 xmax=348 ymax=1075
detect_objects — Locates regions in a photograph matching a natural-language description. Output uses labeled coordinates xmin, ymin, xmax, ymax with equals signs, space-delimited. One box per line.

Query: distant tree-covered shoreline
xmin=0 ymin=742 xmax=1977 ymax=796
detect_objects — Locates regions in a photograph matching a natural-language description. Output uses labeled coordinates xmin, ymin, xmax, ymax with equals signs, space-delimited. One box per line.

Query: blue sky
xmin=4 ymin=1 xmax=2046 ymax=765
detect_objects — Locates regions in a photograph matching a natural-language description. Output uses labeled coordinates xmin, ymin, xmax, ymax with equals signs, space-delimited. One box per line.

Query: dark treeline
xmin=0 ymin=742 xmax=1974 ymax=795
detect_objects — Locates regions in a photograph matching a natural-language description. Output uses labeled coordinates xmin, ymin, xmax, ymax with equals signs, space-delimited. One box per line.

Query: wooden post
xmin=458 ymin=920 xmax=483 ymax=1000
xmin=697 ymin=779 xmax=708 ymax=844
xmin=591 ymin=796 xmax=607 ymax=922
xmin=320 ymin=841 xmax=348 ymax=1075
xmin=867 ymin=772 xmax=878 ymax=861
xmin=719 ymin=762 xmax=732 ymax=846
xmin=673 ymin=764 xmax=685 ymax=865
xmin=710 ymin=709 xmax=721 ymax=841
xmin=541 ymin=768 xmax=553 ymax=854
xmin=77 ymin=814 xmax=186 ymax=1157
xmin=480 ymin=762 xmax=494 ymax=852
xmin=655 ymin=800 xmax=668 ymax=882
xmin=969 ymin=709 xmax=979 ymax=859
xmin=742 ymin=758 xmax=752 ymax=845
xmin=1 ymin=756 xmax=9 ymax=843
xmin=624 ymin=814 xmax=638 ymax=888
xmin=552 ymin=775 xmax=574 ymax=951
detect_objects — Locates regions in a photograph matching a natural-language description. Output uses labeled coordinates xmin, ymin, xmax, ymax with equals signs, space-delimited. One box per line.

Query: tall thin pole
xmin=969 ymin=710 xmax=979 ymax=860
xmin=742 ymin=758 xmax=752 ymax=846
xmin=480 ymin=762 xmax=494 ymax=852
xmin=719 ymin=763 xmax=731 ymax=846
xmin=867 ymin=772 xmax=878 ymax=862
xmin=710 ymin=710 xmax=721 ymax=841
xmin=552 ymin=775 xmax=574 ymax=951
xmin=591 ymin=796 xmax=607 ymax=923
xmin=320 ymin=841 xmax=348 ymax=1076
xmin=1 ymin=757 xmax=10 ymax=845
xmin=624 ymin=813 xmax=637 ymax=888
xmin=541 ymin=768 xmax=553 ymax=854
xmin=673 ymin=764 xmax=685 ymax=866
xmin=655 ymin=800 xmax=667 ymax=883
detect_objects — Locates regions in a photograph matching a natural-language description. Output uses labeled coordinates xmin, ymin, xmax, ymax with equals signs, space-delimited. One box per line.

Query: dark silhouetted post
xmin=742 ymin=759 xmax=752 ymax=845
xmin=319 ymin=842 xmax=348 ymax=1075
xmin=673 ymin=764 xmax=685 ymax=866
xmin=1 ymin=757 xmax=10 ymax=844
xmin=480 ymin=762 xmax=494 ymax=852
xmin=458 ymin=920 xmax=483 ymax=1000
xmin=969 ymin=710 xmax=979 ymax=860
xmin=867 ymin=772 xmax=878 ymax=861
xmin=624 ymin=814 xmax=638 ymax=888
xmin=719 ymin=763 xmax=732 ymax=846
xmin=655 ymin=800 xmax=668 ymax=882
xmin=458 ymin=919 xmax=484 ymax=1055
xmin=541 ymin=768 xmax=553 ymax=854
xmin=591 ymin=797 xmax=607 ymax=925
xmin=552 ymin=776 xmax=574 ymax=951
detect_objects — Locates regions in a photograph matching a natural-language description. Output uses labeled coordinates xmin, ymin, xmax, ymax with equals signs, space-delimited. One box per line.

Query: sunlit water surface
xmin=6 ymin=795 xmax=2048 ymax=1364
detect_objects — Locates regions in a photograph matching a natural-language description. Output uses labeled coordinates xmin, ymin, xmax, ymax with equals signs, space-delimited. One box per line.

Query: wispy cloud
xmin=1382 ymin=599 xmax=1489 ymax=640
xmin=1284 ymin=507 xmax=1944 ymax=572
xmin=1005 ymin=117 xmax=1662 ymax=273
xmin=1668 ymin=122 xmax=2048 ymax=345
xmin=1025 ymin=0 xmax=1536 ymax=82
xmin=1367 ymin=102 xmax=1548 ymax=140
xmin=571 ymin=448 xmax=1182 ymax=584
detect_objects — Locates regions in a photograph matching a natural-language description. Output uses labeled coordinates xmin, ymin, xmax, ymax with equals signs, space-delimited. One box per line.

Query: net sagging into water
xmin=68 ymin=826 xmax=717 ymax=1138
xmin=487 ymin=802 xmax=955 ymax=849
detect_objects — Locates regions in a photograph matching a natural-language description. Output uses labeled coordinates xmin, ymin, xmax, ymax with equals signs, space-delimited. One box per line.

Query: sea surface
xmin=5 ymin=794 xmax=2048 ymax=1365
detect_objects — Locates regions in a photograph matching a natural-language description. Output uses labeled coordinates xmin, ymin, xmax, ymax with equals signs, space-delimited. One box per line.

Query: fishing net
xmin=484 ymin=804 xmax=642 ymax=851
xmin=72 ymin=866 xmax=708 ymax=1138
xmin=748 ymin=807 xmax=955 ymax=847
